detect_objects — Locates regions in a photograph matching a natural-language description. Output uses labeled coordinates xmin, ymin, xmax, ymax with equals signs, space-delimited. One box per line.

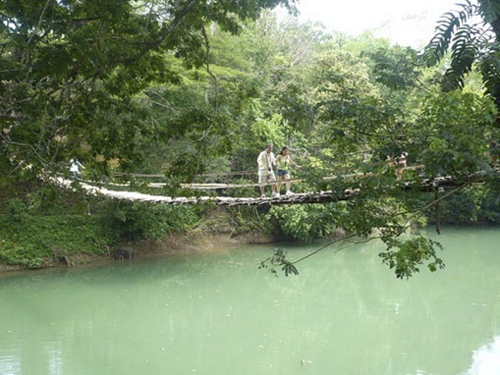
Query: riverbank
xmin=0 ymin=231 xmax=277 ymax=274
xmin=0 ymin=197 xmax=280 ymax=274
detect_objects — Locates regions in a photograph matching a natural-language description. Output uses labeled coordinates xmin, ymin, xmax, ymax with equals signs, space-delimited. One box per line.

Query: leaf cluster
xmin=379 ymin=236 xmax=445 ymax=279
xmin=259 ymin=248 xmax=299 ymax=277
xmin=423 ymin=0 xmax=500 ymax=104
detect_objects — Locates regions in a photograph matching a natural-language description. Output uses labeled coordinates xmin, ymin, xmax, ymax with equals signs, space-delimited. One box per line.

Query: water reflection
xmin=467 ymin=336 xmax=500 ymax=375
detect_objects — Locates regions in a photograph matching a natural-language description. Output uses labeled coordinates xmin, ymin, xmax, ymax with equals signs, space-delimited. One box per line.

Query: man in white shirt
xmin=257 ymin=144 xmax=279 ymax=198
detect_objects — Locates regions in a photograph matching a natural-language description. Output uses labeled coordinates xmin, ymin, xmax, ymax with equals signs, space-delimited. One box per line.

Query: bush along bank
xmin=0 ymin=190 xmax=281 ymax=271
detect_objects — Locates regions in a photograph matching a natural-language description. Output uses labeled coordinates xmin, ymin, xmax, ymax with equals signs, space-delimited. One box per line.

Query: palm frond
xmin=423 ymin=0 xmax=477 ymax=67
xmin=477 ymin=46 xmax=500 ymax=95
xmin=442 ymin=24 xmax=482 ymax=91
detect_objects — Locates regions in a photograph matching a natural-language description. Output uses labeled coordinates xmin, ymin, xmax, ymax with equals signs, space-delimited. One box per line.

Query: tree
xmin=363 ymin=45 xmax=421 ymax=91
xmin=2 ymin=3 xmax=498 ymax=279
xmin=261 ymin=33 xmax=499 ymax=279
xmin=0 ymin=0 xmax=297 ymax=183
xmin=423 ymin=0 xmax=500 ymax=110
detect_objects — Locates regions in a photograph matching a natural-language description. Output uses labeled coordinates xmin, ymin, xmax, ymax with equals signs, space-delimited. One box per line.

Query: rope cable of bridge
xmin=110 ymin=149 xmax=422 ymax=191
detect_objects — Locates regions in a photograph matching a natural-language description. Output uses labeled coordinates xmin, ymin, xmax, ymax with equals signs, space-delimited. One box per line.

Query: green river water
xmin=1 ymin=227 xmax=500 ymax=375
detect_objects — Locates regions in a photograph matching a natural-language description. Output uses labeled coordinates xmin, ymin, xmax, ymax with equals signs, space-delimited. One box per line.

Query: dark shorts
xmin=277 ymin=169 xmax=289 ymax=177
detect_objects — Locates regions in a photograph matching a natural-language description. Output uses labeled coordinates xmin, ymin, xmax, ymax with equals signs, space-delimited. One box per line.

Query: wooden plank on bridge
xmin=53 ymin=177 xmax=359 ymax=205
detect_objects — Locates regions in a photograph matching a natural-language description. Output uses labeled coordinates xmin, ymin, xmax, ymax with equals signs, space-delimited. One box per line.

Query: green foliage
xmin=379 ymin=236 xmax=445 ymax=279
xmin=480 ymin=189 xmax=500 ymax=222
xmin=1 ymin=1 xmax=500 ymax=280
xmin=99 ymin=201 xmax=201 ymax=242
xmin=259 ymin=248 xmax=299 ymax=277
xmin=6 ymin=198 xmax=27 ymax=217
xmin=411 ymin=91 xmax=497 ymax=179
xmin=269 ymin=203 xmax=345 ymax=240
xmin=0 ymin=214 xmax=113 ymax=268
xmin=0 ymin=241 xmax=43 ymax=268
xmin=0 ymin=0 xmax=296 ymax=182
xmin=231 ymin=206 xmax=273 ymax=233
xmin=363 ymin=46 xmax=422 ymax=90
xmin=250 ymin=112 xmax=286 ymax=147
xmin=429 ymin=184 xmax=500 ymax=224
xmin=424 ymin=0 xmax=500 ymax=108
xmin=436 ymin=187 xmax=485 ymax=223
xmin=423 ymin=1 xmax=478 ymax=67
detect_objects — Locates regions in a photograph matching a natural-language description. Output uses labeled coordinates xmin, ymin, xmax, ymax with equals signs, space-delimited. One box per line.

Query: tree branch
xmin=291 ymin=233 xmax=376 ymax=265
xmin=201 ymin=25 xmax=219 ymax=114
xmin=120 ymin=0 xmax=200 ymax=65
xmin=27 ymin=0 xmax=52 ymax=46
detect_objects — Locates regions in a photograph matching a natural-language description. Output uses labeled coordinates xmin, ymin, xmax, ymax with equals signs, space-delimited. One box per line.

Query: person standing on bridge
xmin=395 ymin=151 xmax=408 ymax=180
xmin=69 ymin=158 xmax=85 ymax=180
xmin=257 ymin=144 xmax=278 ymax=198
xmin=275 ymin=146 xmax=301 ymax=196
xmin=387 ymin=151 xmax=407 ymax=180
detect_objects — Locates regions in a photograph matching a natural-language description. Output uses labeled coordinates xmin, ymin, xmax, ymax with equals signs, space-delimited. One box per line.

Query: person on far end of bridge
xmin=69 ymin=158 xmax=85 ymax=180
xmin=275 ymin=146 xmax=301 ymax=196
xmin=395 ymin=151 xmax=408 ymax=180
xmin=257 ymin=144 xmax=278 ymax=198
xmin=387 ymin=151 xmax=407 ymax=180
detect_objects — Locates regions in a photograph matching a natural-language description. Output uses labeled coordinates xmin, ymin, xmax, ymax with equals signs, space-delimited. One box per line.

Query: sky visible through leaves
xmin=277 ymin=0 xmax=458 ymax=48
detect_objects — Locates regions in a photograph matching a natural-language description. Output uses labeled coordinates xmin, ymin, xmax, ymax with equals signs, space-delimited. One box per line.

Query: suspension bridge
xmin=52 ymin=164 xmax=490 ymax=206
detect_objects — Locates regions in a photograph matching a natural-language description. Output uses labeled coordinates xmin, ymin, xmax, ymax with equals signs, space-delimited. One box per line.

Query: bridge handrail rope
xmin=107 ymin=147 xmax=430 ymax=194
xmin=111 ymin=150 xmax=378 ymax=182
xmin=113 ymin=170 xmax=258 ymax=178
xmin=111 ymin=154 xmax=379 ymax=179
xmin=106 ymin=162 xmax=425 ymax=191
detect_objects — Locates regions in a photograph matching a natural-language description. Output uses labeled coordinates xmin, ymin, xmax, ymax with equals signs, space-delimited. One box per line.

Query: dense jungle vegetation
xmin=1 ymin=0 xmax=500 ymax=276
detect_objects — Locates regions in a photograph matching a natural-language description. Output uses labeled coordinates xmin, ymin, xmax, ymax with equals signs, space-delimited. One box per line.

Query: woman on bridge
xmin=276 ymin=146 xmax=301 ymax=196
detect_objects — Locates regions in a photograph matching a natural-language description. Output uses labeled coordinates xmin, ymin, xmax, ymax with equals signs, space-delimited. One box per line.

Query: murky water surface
xmin=1 ymin=227 xmax=500 ymax=375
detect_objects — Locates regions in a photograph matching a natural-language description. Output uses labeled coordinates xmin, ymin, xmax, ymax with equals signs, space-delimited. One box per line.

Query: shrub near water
xmin=0 ymin=212 xmax=114 ymax=268
xmin=98 ymin=201 xmax=202 ymax=242
xmin=269 ymin=203 xmax=345 ymax=241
